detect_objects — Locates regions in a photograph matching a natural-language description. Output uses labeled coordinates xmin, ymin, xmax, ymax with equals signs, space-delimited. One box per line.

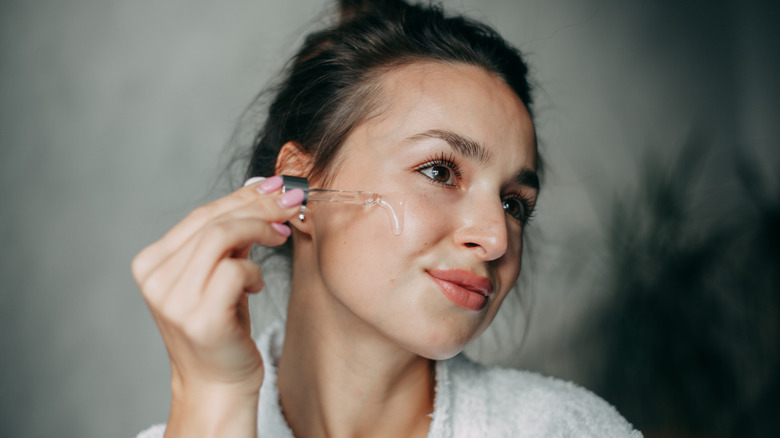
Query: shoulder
xmin=440 ymin=355 xmax=641 ymax=437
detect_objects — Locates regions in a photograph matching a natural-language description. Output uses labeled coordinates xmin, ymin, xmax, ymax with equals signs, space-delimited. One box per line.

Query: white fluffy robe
xmin=138 ymin=320 xmax=641 ymax=438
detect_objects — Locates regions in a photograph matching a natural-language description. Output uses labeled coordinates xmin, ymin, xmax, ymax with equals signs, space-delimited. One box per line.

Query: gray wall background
xmin=1 ymin=0 xmax=777 ymax=437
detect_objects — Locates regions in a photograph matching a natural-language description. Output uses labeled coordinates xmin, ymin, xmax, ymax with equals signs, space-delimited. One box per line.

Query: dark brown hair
xmin=245 ymin=0 xmax=534 ymax=184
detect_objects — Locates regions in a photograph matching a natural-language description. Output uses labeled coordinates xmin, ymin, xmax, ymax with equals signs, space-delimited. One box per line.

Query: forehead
xmin=357 ymin=61 xmax=537 ymax=170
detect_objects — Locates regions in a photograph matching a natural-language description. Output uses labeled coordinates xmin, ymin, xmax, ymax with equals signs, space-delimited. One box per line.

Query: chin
xmin=397 ymin=319 xmax=488 ymax=361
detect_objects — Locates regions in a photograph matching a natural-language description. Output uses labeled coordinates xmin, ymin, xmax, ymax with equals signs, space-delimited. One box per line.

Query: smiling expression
xmin=301 ymin=61 xmax=538 ymax=359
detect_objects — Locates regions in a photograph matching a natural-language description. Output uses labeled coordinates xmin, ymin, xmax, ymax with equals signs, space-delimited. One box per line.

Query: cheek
xmin=496 ymin=236 xmax=523 ymax=297
xmin=316 ymin=189 xmax=450 ymax=256
xmin=309 ymin=196 xmax=432 ymax=288
xmin=398 ymin=191 xmax=451 ymax=245
xmin=507 ymin=236 xmax=523 ymax=277
xmin=308 ymin=190 xmax=453 ymax=310
xmin=312 ymin=203 xmax=394 ymax=270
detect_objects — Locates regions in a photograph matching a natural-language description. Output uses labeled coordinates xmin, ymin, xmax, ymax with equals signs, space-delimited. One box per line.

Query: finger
xmin=170 ymin=187 xmax=303 ymax=278
xmin=134 ymin=181 xmax=299 ymax=284
xmin=133 ymin=177 xmax=283 ymax=281
xmin=140 ymin=200 xmax=295 ymax=303
xmin=174 ymin=217 xmax=291 ymax=298
xmin=148 ymin=259 xmax=262 ymax=351
xmin=180 ymin=259 xmax=262 ymax=345
xmin=201 ymin=259 xmax=264 ymax=314
xmin=172 ymin=176 xmax=286 ymax=245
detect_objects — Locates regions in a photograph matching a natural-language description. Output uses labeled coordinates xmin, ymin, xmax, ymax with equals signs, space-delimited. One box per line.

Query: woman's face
xmin=305 ymin=62 xmax=538 ymax=359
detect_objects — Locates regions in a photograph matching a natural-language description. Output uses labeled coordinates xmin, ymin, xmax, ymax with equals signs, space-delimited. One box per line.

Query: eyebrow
xmin=408 ymin=129 xmax=492 ymax=164
xmin=515 ymin=168 xmax=540 ymax=191
xmin=408 ymin=128 xmax=539 ymax=191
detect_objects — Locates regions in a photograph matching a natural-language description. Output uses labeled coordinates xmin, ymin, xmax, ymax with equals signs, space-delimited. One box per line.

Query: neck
xmin=276 ymin=247 xmax=434 ymax=438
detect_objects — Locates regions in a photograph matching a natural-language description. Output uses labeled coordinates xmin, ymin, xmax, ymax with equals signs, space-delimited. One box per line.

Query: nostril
xmin=465 ymin=242 xmax=479 ymax=248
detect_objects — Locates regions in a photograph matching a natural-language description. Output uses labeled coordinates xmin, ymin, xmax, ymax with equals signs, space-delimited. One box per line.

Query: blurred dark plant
xmin=587 ymin=138 xmax=779 ymax=438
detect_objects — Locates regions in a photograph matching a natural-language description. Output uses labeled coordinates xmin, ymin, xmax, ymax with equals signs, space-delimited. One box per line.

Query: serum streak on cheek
xmin=377 ymin=197 xmax=405 ymax=235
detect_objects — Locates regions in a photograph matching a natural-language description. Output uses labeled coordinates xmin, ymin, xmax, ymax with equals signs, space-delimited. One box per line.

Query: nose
xmin=452 ymin=195 xmax=509 ymax=261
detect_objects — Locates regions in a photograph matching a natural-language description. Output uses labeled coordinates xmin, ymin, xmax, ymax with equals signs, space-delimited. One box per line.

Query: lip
xmin=427 ymin=269 xmax=493 ymax=311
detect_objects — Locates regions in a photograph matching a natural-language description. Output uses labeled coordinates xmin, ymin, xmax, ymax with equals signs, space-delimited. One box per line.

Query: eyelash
xmin=414 ymin=154 xmax=536 ymax=226
xmin=503 ymin=193 xmax=536 ymax=226
xmin=413 ymin=152 xmax=463 ymax=187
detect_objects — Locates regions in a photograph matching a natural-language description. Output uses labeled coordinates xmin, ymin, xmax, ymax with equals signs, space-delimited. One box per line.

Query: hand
xmin=131 ymin=175 xmax=303 ymax=436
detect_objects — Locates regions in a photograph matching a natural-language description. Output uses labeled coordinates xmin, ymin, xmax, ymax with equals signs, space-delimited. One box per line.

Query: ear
xmin=275 ymin=142 xmax=315 ymax=235
xmin=275 ymin=141 xmax=313 ymax=177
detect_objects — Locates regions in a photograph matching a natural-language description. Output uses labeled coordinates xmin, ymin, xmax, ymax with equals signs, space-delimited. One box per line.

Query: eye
xmin=502 ymin=195 xmax=534 ymax=225
xmin=415 ymin=153 xmax=462 ymax=187
xmin=419 ymin=164 xmax=456 ymax=185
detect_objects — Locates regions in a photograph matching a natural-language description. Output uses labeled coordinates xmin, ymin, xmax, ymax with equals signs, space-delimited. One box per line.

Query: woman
xmin=135 ymin=0 xmax=640 ymax=436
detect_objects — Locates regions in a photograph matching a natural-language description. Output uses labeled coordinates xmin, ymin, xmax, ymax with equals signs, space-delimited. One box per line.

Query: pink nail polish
xmin=243 ymin=176 xmax=266 ymax=187
xmin=258 ymin=175 xmax=284 ymax=194
xmin=270 ymin=222 xmax=291 ymax=237
xmin=278 ymin=188 xmax=305 ymax=208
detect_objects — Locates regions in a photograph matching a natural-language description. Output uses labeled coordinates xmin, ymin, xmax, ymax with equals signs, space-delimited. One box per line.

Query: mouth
xmin=426 ymin=269 xmax=493 ymax=311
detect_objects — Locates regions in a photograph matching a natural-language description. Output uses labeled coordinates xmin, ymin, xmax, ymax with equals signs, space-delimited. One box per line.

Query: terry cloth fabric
xmin=137 ymin=320 xmax=641 ymax=437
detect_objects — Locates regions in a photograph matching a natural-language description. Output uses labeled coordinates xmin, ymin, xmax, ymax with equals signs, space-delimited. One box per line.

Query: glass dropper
xmin=281 ymin=175 xmax=380 ymax=205
xmin=281 ymin=175 xmax=403 ymax=235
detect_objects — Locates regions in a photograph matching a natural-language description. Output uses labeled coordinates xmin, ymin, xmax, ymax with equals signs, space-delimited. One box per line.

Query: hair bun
xmin=338 ymin=0 xmax=405 ymax=23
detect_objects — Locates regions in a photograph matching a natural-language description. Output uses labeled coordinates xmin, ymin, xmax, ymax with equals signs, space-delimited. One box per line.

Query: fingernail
xmin=256 ymin=175 xmax=284 ymax=194
xmin=278 ymin=188 xmax=305 ymax=208
xmin=243 ymin=176 xmax=266 ymax=187
xmin=270 ymin=222 xmax=291 ymax=237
